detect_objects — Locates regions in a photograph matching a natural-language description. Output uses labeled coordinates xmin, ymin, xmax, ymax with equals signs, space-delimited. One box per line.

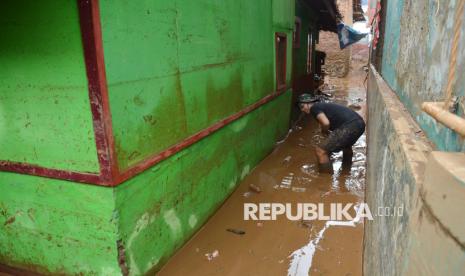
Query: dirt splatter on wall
xmin=380 ymin=0 xmax=465 ymax=152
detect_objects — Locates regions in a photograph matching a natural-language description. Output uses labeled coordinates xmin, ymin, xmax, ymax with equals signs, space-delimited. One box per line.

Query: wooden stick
xmin=422 ymin=102 xmax=465 ymax=137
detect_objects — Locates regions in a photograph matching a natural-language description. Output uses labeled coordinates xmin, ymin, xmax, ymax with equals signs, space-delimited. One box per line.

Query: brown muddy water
xmin=158 ymin=53 xmax=369 ymax=276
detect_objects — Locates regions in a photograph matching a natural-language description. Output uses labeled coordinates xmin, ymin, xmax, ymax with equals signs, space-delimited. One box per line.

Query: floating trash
xmin=249 ymin=184 xmax=262 ymax=193
xmin=243 ymin=191 xmax=253 ymax=198
xmin=301 ymin=164 xmax=318 ymax=178
xmin=205 ymin=250 xmax=219 ymax=261
xmin=226 ymin=228 xmax=246 ymax=235
xmin=282 ymin=155 xmax=292 ymax=165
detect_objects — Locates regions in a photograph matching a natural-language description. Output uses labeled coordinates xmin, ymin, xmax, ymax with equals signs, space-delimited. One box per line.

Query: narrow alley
xmin=158 ymin=43 xmax=369 ymax=276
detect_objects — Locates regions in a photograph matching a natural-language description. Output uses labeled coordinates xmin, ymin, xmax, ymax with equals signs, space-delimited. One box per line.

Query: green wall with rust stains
xmin=100 ymin=0 xmax=294 ymax=170
xmin=0 ymin=1 xmax=99 ymax=173
xmin=293 ymin=0 xmax=318 ymax=79
xmin=1 ymin=0 xmax=295 ymax=274
xmin=0 ymin=172 xmax=120 ymax=275
xmin=114 ymin=92 xmax=291 ymax=275
xmin=0 ymin=92 xmax=290 ymax=276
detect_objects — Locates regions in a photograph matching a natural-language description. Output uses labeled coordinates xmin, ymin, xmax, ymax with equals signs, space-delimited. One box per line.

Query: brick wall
xmin=316 ymin=0 xmax=353 ymax=77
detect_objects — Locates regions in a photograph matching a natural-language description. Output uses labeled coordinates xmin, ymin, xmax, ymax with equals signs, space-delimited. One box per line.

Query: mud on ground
xmin=157 ymin=44 xmax=369 ymax=276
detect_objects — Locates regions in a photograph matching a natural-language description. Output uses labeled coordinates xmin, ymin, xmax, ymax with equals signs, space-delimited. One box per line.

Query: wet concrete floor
xmin=158 ymin=46 xmax=369 ymax=276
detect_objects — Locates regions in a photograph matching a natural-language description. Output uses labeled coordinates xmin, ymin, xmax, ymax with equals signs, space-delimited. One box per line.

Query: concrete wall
xmin=381 ymin=0 xmax=465 ymax=151
xmin=364 ymin=66 xmax=465 ymax=275
xmin=316 ymin=0 xmax=353 ymax=77
xmin=366 ymin=1 xmax=465 ymax=272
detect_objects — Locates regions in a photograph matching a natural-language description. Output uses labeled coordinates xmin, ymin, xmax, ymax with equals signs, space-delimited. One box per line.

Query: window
xmin=306 ymin=31 xmax=313 ymax=74
xmin=275 ymin=33 xmax=287 ymax=91
xmin=293 ymin=17 xmax=301 ymax=48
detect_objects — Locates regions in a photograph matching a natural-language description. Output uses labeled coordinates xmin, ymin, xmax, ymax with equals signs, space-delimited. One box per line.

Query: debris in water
xmin=311 ymin=134 xmax=325 ymax=145
xmin=226 ymin=228 xmax=246 ymax=235
xmin=205 ymin=250 xmax=219 ymax=261
xmin=282 ymin=155 xmax=292 ymax=165
xmin=292 ymin=187 xmax=306 ymax=192
xmin=301 ymin=164 xmax=318 ymax=178
xmin=293 ymin=125 xmax=303 ymax=131
xmin=300 ymin=220 xmax=312 ymax=228
xmin=257 ymin=222 xmax=263 ymax=227
xmin=249 ymin=183 xmax=262 ymax=193
xmin=243 ymin=191 xmax=253 ymax=198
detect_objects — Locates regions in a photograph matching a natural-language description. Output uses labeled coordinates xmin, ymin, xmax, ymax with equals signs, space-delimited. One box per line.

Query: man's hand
xmin=316 ymin=113 xmax=330 ymax=134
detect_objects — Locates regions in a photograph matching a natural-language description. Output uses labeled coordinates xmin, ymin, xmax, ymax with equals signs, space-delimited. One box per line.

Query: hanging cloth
xmin=337 ymin=23 xmax=368 ymax=49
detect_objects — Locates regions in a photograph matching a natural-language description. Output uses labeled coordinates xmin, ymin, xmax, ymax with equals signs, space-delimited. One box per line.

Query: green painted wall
xmin=0 ymin=92 xmax=290 ymax=276
xmin=1 ymin=1 xmax=296 ymax=274
xmin=0 ymin=1 xmax=99 ymax=173
xmin=293 ymin=0 xmax=318 ymax=79
xmin=114 ymin=92 xmax=291 ymax=275
xmin=0 ymin=172 xmax=119 ymax=275
xmin=273 ymin=0 xmax=295 ymax=29
xmin=100 ymin=0 xmax=294 ymax=170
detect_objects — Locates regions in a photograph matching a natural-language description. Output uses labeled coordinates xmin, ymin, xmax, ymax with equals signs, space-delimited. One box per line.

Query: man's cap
xmin=297 ymin=93 xmax=318 ymax=103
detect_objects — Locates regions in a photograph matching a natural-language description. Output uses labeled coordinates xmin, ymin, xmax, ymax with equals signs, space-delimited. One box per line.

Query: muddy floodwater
xmin=158 ymin=46 xmax=368 ymax=276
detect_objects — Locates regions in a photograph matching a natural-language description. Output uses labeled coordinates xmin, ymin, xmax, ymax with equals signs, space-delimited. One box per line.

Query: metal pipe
xmin=422 ymin=102 xmax=465 ymax=137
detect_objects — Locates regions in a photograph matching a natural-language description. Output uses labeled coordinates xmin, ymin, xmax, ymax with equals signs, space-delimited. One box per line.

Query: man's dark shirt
xmin=310 ymin=102 xmax=363 ymax=130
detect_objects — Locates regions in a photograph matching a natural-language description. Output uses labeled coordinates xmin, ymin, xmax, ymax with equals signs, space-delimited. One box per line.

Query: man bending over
xmin=297 ymin=93 xmax=365 ymax=173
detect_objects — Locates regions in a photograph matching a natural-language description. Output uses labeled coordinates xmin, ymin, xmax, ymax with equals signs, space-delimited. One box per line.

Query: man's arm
xmin=316 ymin=113 xmax=330 ymax=134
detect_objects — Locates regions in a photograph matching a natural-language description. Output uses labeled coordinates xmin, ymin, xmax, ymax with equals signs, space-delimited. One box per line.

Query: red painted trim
xmin=0 ymin=161 xmax=101 ymax=184
xmin=78 ymin=0 xmax=119 ymax=183
xmin=275 ymin=32 xmax=288 ymax=92
xmin=114 ymin=89 xmax=289 ymax=185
